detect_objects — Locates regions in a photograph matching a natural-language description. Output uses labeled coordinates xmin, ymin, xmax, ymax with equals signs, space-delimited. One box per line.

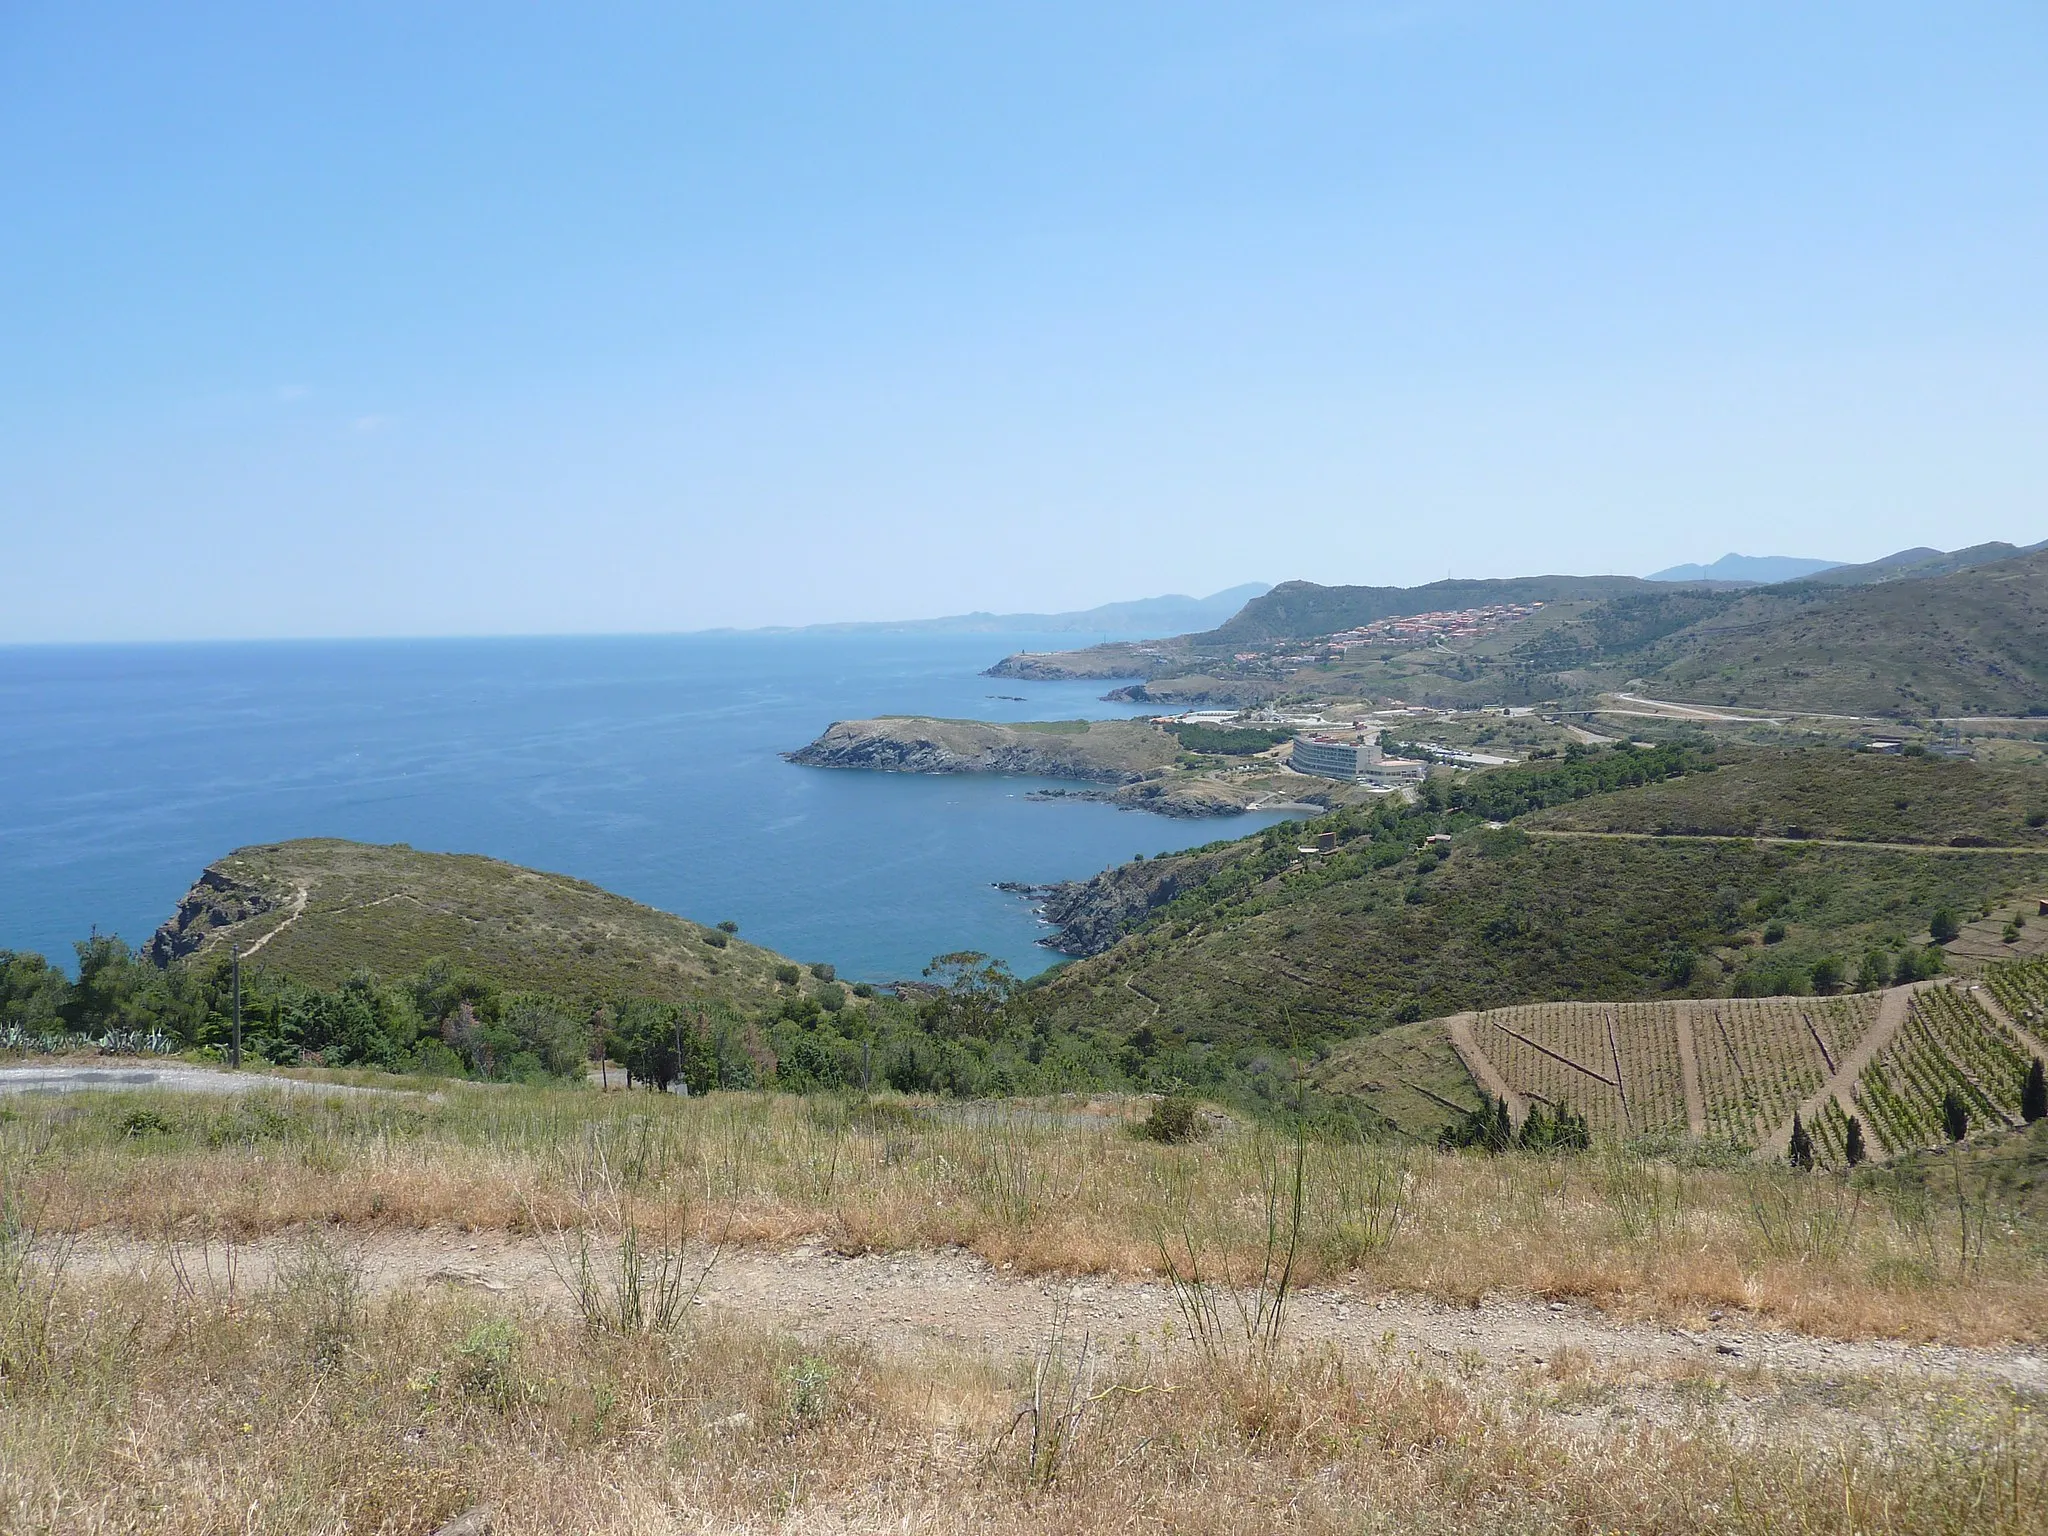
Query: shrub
xmin=1140 ymin=1095 xmax=1203 ymax=1144
xmin=851 ymin=982 xmax=876 ymax=999
xmin=1809 ymin=956 xmax=1845 ymax=994
xmin=717 ymin=920 xmax=738 ymax=934
xmin=1929 ymin=908 xmax=1961 ymax=944
xmin=702 ymin=930 xmax=728 ymax=948
xmin=1762 ymin=921 xmax=1787 ymax=945
xmin=810 ymin=962 xmax=835 ymax=982
xmin=2024 ymin=1059 xmax=2047 ymax=1124
xmin=773 ymin=964 xmax=801 ymax=987
xmin=1845 ymin=1115 xmax=1867 ymax=1167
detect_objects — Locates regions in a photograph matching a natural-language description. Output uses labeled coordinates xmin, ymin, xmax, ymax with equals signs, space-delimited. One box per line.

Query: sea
xmin=0 ymin=633 xmax=1293 ymax=982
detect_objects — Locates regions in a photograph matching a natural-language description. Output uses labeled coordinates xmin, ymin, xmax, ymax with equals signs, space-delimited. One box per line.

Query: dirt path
xmin=237 ymin=885 xmax=310 ymax=957
xmin=1527 ymin=829 xmax=2048 ymax=856
xmin=1443 ymin=1013 xmax=1521 ymax=1120
xmin=1673 ymin=1009 xmax=1706 ymax=1136
xmin=1762 ymin=981 xmax=1930 ymax=1160
xmin=0 ymin=1064 xmax=403 ymax=1099
xmin=64 ymin=1230 xmax=2048 ymax=1396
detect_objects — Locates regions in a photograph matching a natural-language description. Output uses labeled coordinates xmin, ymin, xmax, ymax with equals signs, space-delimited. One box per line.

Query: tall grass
xmin=4 ymin=1082 xmax=2045 ymax=1343
xmin=1 ymin=1266 xmax=2042 ymax=1535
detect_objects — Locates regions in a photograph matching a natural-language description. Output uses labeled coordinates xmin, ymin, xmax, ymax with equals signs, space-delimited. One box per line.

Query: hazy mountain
xmin=1647 ymin=554 xmax=1843 ymax=583
xmin=1791 ymin=539 xmax=2048 ymax=587
xmin=737 ymin=583 xmax=1271 ymax=638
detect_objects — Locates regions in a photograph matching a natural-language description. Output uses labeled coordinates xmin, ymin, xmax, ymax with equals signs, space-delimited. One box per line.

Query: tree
xmin=1809 ymin=956 xmax=1845 ymax=995
xmin=1941 ymin=1088 xmax=1969 ymax=1143
xmin=2023 ymin=1059 xmax=2048 ymax=1124
xmin=918 ymin=952 xmax=1017 ymax=1039
xmin=1844 ymin=1115 xmax=1867 ymax=1167
xmin=1788 ymin=1112 xmax=1814 ymax=1171
xmin=1857 ymin=949 xmax=1893 ymax=992
xmin=1929 ymin=908 xmax=1961 ymax=944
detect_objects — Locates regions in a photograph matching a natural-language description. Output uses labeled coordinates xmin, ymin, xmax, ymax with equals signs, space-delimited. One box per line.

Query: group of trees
xmin=0 ymin=934 xmax=1126 ymax=1100
xmin=1441 ymin=1093 xmax=1592 ymax=1154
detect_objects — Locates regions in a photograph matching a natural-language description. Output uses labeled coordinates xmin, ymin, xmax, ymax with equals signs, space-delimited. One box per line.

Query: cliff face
xmin=1032 ymin=845 xmax=1240 ymax=956
xmin=147 ymin=861 xmax=287 ymax=966
xmin=786 ymin=717 xmax=1177 ymax=782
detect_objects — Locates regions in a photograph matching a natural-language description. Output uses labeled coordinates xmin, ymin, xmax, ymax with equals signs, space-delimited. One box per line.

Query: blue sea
xmin=0 ymin=634 xmax=1291 ymax=982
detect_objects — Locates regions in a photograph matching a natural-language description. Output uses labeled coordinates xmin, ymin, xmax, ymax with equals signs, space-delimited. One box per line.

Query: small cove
xmin=0 ymin=632 xmax=1294 ymax=981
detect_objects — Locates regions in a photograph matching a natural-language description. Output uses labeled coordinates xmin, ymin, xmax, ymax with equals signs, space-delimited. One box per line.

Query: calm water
xmin=0 ymin=633 xmax=1289 ymax=981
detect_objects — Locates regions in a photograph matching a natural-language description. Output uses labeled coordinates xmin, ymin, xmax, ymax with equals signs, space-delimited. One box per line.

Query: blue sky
xmin=3 ymin=2 xmax=2044 ymax=640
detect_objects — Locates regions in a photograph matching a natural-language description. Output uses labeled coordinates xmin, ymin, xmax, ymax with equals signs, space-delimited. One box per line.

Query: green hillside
xmin=149 ymin=839 xmax=826 ymax=1009
xmin=1523 ymin=747 xmax=2048 ymax=847
xmin=1012 ymin=750 xmax=2048 ymax=1105
xmin=1198 ymin=574 xmax=1664 ymax=645
xmin=1642 ymin=547 xmax=2048 ymax=716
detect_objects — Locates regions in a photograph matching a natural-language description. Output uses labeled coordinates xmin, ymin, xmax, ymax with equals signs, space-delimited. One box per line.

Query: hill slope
xmin=1015 ymin=750 xmax=2048 ymax=1095
xmin=148 ymin=839 xmax=820 ymax=1007
xmin=1644 ymin=547 xmax=2048 ymax=715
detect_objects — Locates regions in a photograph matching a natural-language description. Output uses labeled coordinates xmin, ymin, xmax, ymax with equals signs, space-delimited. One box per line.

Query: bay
xmin=0 ymin=633 xmax=1291 ymax=981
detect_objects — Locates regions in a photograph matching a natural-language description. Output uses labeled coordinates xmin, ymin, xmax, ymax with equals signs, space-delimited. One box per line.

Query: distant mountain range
xmin=989 ymin=537 xmax=2048 ymax=717
xmin=729 ymin=583 xmax=1271 ymax=638
xmin=1647 ymin=554 xmax=1843 ymax=583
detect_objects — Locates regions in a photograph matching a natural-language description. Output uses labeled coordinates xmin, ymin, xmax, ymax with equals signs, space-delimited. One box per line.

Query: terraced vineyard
xmin=1469 ymin=1002 xmax=1687 ymax=1139
xmin=1852 ymin=986 xmax=2033 ymax=1157
xmin=1691 ymin=995 xmax=1881 ymax=1146
xmin=1985 ymin=957 xmax=2048 ymax=1049
xmin=1442 ymin=986 xmax=2043 ymax=1161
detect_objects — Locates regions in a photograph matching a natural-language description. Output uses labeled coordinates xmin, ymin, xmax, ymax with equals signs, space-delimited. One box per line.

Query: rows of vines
xmin=1853 ymin=987 xmax=2029 ymax=1156
xmin=1473 ymin=1003 xmax=1650 ymax=1140
xmin=1691 ymin=997 xmax=1865 ymax=1147
xmin=1985 ymin=958 xmax=2048 ymax=1049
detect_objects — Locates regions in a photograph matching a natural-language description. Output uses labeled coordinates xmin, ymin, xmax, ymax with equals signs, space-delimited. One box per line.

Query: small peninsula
xmin=785 ymin=715 xmax=1335 ymax=817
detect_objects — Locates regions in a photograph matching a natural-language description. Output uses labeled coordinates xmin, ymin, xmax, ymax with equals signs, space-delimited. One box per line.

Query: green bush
xmin=1139 ymin=1095 xmax=1203 ymax=1144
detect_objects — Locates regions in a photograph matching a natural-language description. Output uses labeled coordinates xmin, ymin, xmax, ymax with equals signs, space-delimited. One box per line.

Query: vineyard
xmin=1691 ymin=994 xmax=1880 ymax=1145
xmin=1850 ymin=984 xmax=2035 ymax=1158
xmin=1984 ymin=957 xmax=2048 ymax=1049
xmin=1469 ymin=1002 xmax=1686 ymax=1140
xmin=1447 ymin=982 xmax=2047 ymax=1160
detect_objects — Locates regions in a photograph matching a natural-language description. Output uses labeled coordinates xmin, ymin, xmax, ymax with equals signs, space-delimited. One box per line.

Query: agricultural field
xmin=1853 ymin=986 xmax=2039 ymax=1158
xmin=1443 ymin=987 xmax=2047 ymax=1162
xmin=1691 ymin=994 xmax=1881 ymax=1147
xmin=1984 ymin=957 xmax=2048 ymax=1046
xmin=1467 ymin=1001 xmax=1689 ymax=1140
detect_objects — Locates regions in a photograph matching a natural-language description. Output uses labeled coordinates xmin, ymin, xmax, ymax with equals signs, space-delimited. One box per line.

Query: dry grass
xmin=6 ymin=1082 xmax=2047 ymax=1345
xmin=2 ymin=1258 xmax=2041 ymax=1536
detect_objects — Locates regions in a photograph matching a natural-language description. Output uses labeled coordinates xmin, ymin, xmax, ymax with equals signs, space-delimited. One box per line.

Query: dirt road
xmin=66 ymin=1229 xmax=2048 ymax=1396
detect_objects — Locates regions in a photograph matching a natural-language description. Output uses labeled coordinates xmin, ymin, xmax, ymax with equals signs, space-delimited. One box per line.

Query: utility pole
xmin=230 ymin=943 xmax=242 ymax=1069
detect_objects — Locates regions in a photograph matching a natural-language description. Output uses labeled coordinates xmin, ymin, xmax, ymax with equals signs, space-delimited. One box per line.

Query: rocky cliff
xmin=148 ymin=860 xmax=291 ymax=966
xmin=785 ymin=717 xmax=1178 ymax=782
xmin=1024 ymin=845 xmax=1242 ymax=955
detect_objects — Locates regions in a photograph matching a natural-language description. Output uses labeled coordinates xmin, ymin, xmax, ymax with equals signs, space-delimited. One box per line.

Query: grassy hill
xmin=1198 ymin=574 xmax=1666 ymax=645
xmin=1011 ymin=748 xmax=2048 ymax=1118
xmin=786 ymin=716 xmax=1178 ymax=779
xmin=149 ymin=839 xmax=824 ymax=1007
xmin=1641 ymin=547 xmax=2048 ymax=716
xmin=1523 ymin=747 xmax=2048 ymax=847
xmin=985 ymin=543 xmax=2048 ymax=717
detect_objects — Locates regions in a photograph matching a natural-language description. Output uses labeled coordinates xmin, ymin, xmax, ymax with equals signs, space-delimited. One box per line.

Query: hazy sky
xmin=3 ymin=2 xmax=2044 ymax=640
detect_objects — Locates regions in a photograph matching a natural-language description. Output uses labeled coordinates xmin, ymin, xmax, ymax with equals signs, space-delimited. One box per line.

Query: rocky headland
xmin=785 ymin=717 xmax=1178 ymax=781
